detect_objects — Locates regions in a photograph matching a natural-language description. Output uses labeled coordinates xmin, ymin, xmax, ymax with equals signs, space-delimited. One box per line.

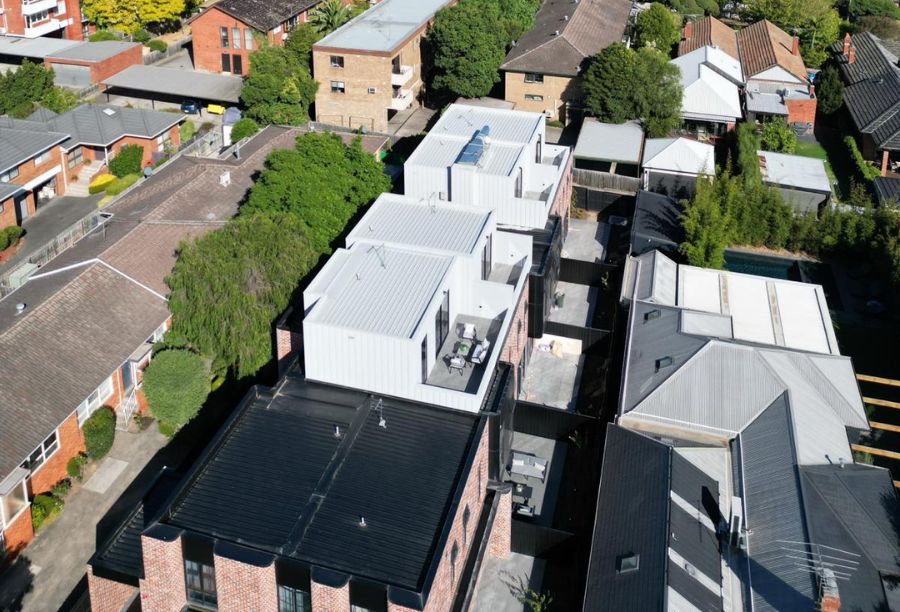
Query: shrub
xmin=31 ymin=494 xmax=62 ymax=531
xmin=88 ymin=30 xmax=119 ymax=42
xmin=845 ymin=135 xmax=881 ymax=182
xmin=66 ymin=454 xmax=88 ymax=480
xmin=179 ymin=120 xmax=196 ymax=143
xmin=230 ymin=117 xmax=259 ymax=142
xmin=82 ymin=407 xmax=116 ymax=459
xmin=759 ymin=119 xmax=797 ymax=154
xmin=108 ymin=144 xmax=144 ymax=178
xmin=147 ymin=39 xmax=167 ymax=53
xmin=89 ymin=173 xmax=116 ymax=194
xmin=0 ymin=226 xmax=24 ymax=251
xmin=105 ymin=174 xmax=140 ymax=196
xmin=132 ymin=28 xmax=151 ymax=43
xmin=51 ymin=479 xmax=71 ymax=499
xmin=157 ymin=420 xmax=177 ymax=438
xmin=142 ymin=350 xmax=210 ymax=431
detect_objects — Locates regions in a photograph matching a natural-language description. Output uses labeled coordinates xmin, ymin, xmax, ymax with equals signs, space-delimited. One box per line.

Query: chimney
xmin=791 ymin=36 xmax=800 ymax=56
xmin=808 ymin=84 xmax=815 ymax=98
xmin=819 ymin=569 xmax=841 ymax=612
xmin=683 ymin=21 xmax=693 ymax=40
xmin=848 ymin=46 xmax=856 ymax=64
xmin=842 ymin=32 xmax=851 ymax=56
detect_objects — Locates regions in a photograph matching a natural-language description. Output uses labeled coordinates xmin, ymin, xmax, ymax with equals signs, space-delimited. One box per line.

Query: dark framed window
xmin=221 ymin=53 xmax=231 ymax=73
xmin=219 ymin=26 xmax=229 ymax=48
xmin=330 ymin=81 xmax=345 ymax=94
xmin=524 ymin=72 xmax=544 ymax=83
xmin=462 ymin=505 xmax=471 ymax=546
xmin=232 ymin=54 xmax=243 ymax=74
xmin=330 ymin=55 xmax=344 ymax=68
xmin=421 ymin=336 xmax=429 ymax=382
xmin=232 ymin=27 xmax=241 ymax=49
xmin=20 ymin=431 xmax=59 ymax=472
xmin=278 ymin=584 xmax=310 ymax=612
xmin=67 ymin=147 xmax=83 ymax=169
xmin=450 ymin=541 xmax=460 ymax=584
xmin=434 ymin=291 xmax=449 ymax=357
xmin=184 ymin=559 xmax=217 ymax=606
xmin=535 ymin=139 xmax=542 ymax=164
xmin=524 ymin=94 xmax=543 ymax=102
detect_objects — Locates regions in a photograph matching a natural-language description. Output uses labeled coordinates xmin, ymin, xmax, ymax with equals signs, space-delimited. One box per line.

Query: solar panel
xmin=456 ymin=125 xmax=491 ymax=166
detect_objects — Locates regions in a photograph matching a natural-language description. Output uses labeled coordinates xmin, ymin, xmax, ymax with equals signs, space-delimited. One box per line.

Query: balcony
xmin=24 ymin=18 xmax=66 ymax=37
xmin=426 ymin=313 xmax=505 ymax=394
xmin=389 ymin=88 xmax=413 ymax=111
xmin=391 ymin=65 xmax=413 ymax=87
xmin=22 ymin=0 xmax=57 ymax=14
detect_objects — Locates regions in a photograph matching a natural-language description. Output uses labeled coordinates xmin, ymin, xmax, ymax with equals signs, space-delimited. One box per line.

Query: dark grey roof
xmin=739 ymin=394 xmax=817 ymax=611
xmin=162 ymin=373 xmax=482 ymax=601
xmin=102 ymin=65 xmax=244 ymax=104
xmin=585 ymin=425 xmax=670 ymax=611
xmin=208 ymin=0 xmax=321 ymax=31
xmin=875 ymin=176 xmax=900 ymax=205
xmin=832 ymin=32 xmax=900 ymax=150
xmin=0 ymin=126 xmax=69 ymax=174
xmin=631 ymin=191 xmax=683 ymax=256
xmin=800 ymin=464 xmax=900 ymax=611
xmin=501 ymin=0 xmax=630 ymax=76
xmin=46 ymin=41 xmax=140 ymax=62
xmin=0 ymin=182 xmax=23 ymax=201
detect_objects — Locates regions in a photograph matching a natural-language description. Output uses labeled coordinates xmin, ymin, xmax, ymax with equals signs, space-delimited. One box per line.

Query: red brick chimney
xmin=819 ymin=569 xmax=841 ymax=612
xmin=791 ymin=36 xmax=800 ymax=56
xmin=848 ymin=46 xmax=856 ymax=64
xmin=809 ymin=84 xmax=815 ymax=98
xmin=843 ymin=32 xmax=851 ymax=56
xmin=683 ymin=21 xmax=692 ymax=40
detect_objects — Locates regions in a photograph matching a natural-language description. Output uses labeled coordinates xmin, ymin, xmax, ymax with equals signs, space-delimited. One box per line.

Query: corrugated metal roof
xmin=346 ymin=194 xmax=490 ymax=254
xmin=574 ymin=119 xmax=644 ymax=163
xmin=46 ymin=41 xmax=140 ymax=62
xmin=429 ymin=104 xmax=542 ymax=145
xmin=630 ymin=191 xmax=682 ymax=256
xmin=308 ymin=244 xmax=453 ymax=337
xmin=633 ymin=250 xmax=677 ymax=305
xmin=0 ymin=34 xmax=78 ymax=58
xmin=103 ymin=65 xmax=243 ymax=103
xmin=315 ymin=0 xmax=453 ymax=53
xmin=407 ymin=134 xmax=523 ymax=176
xmin=642 ymin=138 xmax=715 ymax=175
xmin=759 ymin=151 xmax=831 ymax=193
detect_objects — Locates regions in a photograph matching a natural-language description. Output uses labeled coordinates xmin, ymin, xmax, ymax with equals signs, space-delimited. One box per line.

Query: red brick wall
xmin=310 ymin=580 xmax=350 ymax=611
xmin=63 ymin=0 xmax=83 ymax=40
xmin=191 ymin=8 xmax=273 ymax=75
xmin=110 ymin=126 xmax=181 ymax=167
xmin=786 ymin=97 xmax=816 ymax=131
xmin=488 ymin=490 xmax=511 ymax=559
xmin=275 ymin=324 xmax=303 ymax=376
xmin=2 ymin=501 xmax=34 ymax=560
xmin=500 ymin=278 xmax=529 ymax=395
xmin=5 ymin=145 xmax=65 ymax=219
xmin=214 ymin=553 xmax=278 ymax=611
xmin=46 ymin=45 xmax=141 ymax=85
xmin=28 ymin=412 xmax=85 ymax=496
xmin=88 ymin=569 xmax=136 ymax=612
xmin=139 ymin=533 xmax=186 ymax=611
xmin=0 ymin=195 xmax=17 ymax=231
xmin=550 ymin=151 xmax=573 ymax=235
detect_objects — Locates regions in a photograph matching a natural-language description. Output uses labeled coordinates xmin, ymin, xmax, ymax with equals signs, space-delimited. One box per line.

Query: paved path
xmin=0 ymin=427 xmax=167 ymax=612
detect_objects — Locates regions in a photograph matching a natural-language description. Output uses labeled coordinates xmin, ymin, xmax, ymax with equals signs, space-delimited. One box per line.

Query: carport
xmin=101 ymin=65 xmax=243 ymax=111
xmin=0 ymin=35 xmax=79 ymax=65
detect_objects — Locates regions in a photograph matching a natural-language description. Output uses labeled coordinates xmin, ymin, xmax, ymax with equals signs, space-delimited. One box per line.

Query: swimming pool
xmin=724 ymin=251 xmax=801 ymax=281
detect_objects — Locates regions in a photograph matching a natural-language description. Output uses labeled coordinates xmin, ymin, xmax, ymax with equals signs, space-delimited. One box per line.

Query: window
xmin=232 ymin=27 xmax=241 ymax=49
xmin=367 ymin=87 xmax=376 ymax=95
xmin=1 ymin=167 xmax=19 ymax=182
xmin=244 ymin=28 xmax=253 ymax=50
xmin=75 ymin=376 xmax=115 ymax=426
xmin=535 ymin=139 xmax=542 ymax=164
xmin=330 ymin=55 xmax=344 ymax=68
xmin=462 ymin=505 xmax=471 ymax=546
xmin=220 ymin=26 xmax=229 ymax=48
xmin=450 ymin=541 xmax=460 ymax=584
xmin=232 ymin=54 xmax=243 ymax=74
xmin=277 ymin=584 xmax=310 ymax=612
xmin=67 ymin=147 xmax=83 ymax=169
xmin=25 ymin=10 xmax=50 ymax=27
xmin=616 ymin=553 xmax=640 ymax=574
xmin=330 ymin=81 xmax=345 ymax=94
xmin=421 ymin=336 xmax=429 ymax=383
xmin=284 ymin=15 xmax=298 ymax=32
xmin=515 ymin=166 xmax=523 ymax=198
xmin=481 ymin=234 xmax=492 ymax=281
xmin=20 ymin=431 xmax=59 ymax=472
xmin=221 ymin=53 xmax=231 ymax=73
xmin=0 ymin=477 xmax=27 ymax=530
xmin=34 ymin=151 xmax=49 ymax=166
xmin=156 ymin=132 xmax=172 ymax=151
xmin=184 ymin=559 xmax=217 ymax=606
xmin=434 ymin=291 xmax=449 ymax=357
xmin=524 ymin=72 xmax=544 ymax=83
xmin=524 ymin=94 xmax=544 ymax=102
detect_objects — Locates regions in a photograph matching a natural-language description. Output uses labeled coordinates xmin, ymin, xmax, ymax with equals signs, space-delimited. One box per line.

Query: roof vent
xmin=102 ymin=108 xmax=116 ymax=116
xmin=655 ymin=356 xmax=674 ymax=371
xmin=564 ymin=14 xmax=569 ymax=20
xmin=15 ymin=303 xmax=25 ymax=315
xmin=333 ymin=424 xmax=343 ymax=438
xmin=615 ymin=553 xmax=639 ymax=574
xmin=644 ymin=308 xmax=661 ymax=322
xmin=358 ymin=516 xmax=367 ymax=528
xmin=554 ymin=30 xmax=560 ymax=36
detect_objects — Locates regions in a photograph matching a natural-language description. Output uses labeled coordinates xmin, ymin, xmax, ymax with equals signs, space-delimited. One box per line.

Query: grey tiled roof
xmin=0 ymin=182 xmax=23 ymax=201
xmin=0 ymin=126 xmax=69 ymax=174
xmin=209 ymin=0 xmax=321 ymax=31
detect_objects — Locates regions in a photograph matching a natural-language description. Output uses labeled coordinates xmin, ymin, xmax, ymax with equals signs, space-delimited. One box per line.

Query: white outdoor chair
xmin=462 ymin=323 xmax=477 ymax=341
xmin=470 ymin=340 xmax=491 ymax=365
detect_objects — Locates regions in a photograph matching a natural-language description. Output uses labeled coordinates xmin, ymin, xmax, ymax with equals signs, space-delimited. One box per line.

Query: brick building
xmin=500 ymin=0 xmax=630 ymax=122
xmin=44 ymin=41 xmax=143 ymax=88
xmin=0 ymin=126 xmax=68 ymax=229
xmin=313 ymin=0 xmax=455 ymax=133
xmin=0 ymin=0 xmax=82 ymax=39
xmin=189 ymin=0 xmax=332 ymax=75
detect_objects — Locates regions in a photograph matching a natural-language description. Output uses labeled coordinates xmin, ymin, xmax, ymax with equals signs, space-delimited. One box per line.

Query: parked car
xmin=180 ymin=100 xmax=200 ymax=114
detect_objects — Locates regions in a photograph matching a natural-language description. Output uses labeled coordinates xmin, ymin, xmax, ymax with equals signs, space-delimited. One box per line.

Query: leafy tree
xmin=39 ymin=87 xmax=78 ymax=115
xmin=427 ymin=0 xmax=507 ymax=99
xmin=847 ymin=0 xmax=900 ymax=19
xmin=736 ymin=122 xmax=762 ymax=180
xmin=82 ymin=0 xmax=186 ymax=34
xmin=82 ymin=408 xmax=115 ymax=459
xmin=635 ymin=4 xmax=681 ymax=51
xmin=142 ymin=349 xmax=210 ymax=430
xmin=759 ymin=119 xmax=797 ymax=153
xmin=498 ymin=0 xmax=541 ymax=41
xmin=583 ymin=44 xmax=682 ymax=137
xmin=309 ymin=0 xmax=353 ymax=34
xmin=230 ymin=118 xmax=259 ymax=142
xmin=815 ymin=64 xmax=844 ymax=115
xmin=285 ymin=22 xmax=322 ymax=67
xmin=243 ymin=133 xmax=390 ymax=250
xmin=88 ymin=30 xmax=119 ymax=41
xmin=167 ymin=214 xmax=323 ymax=377
xmin=241 ymin=45 xmax=318 ymax=125
xmin=857 ymin=15 xmax=900 ymax=39
xmin=0 ymin=61 xmax=54 ymax=116
xmin=680 ymin=177 xmax=731 ymax=268
xmin=108 ymin=144 xmax=144 ymax=177
xmin=664 ymin=0 xmax=720 ymax=15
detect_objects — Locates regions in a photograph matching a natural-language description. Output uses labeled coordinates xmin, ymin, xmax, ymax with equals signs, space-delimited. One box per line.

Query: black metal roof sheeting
xmin=874 ymin=177 xmax=900 ymax=205
xmin=90 ymin=469 xmax=183 ymax=582
xmin=667 ymin=559 xmax=723 ymax=612
xmin=161 ymin=372 xmax=481 ymax=596
xmin=631 ymin=191 xmax=683 ymax=256
xmin=584 ymin=425 xmax=670 ymax=611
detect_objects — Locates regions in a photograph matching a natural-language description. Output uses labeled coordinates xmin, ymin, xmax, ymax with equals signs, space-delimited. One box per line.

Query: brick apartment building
xmin=0 ymin=126 xmax=304 ymax=562
xmin=190 ymin=0 xmax=334 ymax=75
xmin=0 ymin=0 xmax=82 ymax=39
xmin=500 ymin=0 xmax=630 ymax=122
xmin=679 ymin=16 xmax=817 ymax=131
xmin=313 ymin=0 xmax=455 ymax=133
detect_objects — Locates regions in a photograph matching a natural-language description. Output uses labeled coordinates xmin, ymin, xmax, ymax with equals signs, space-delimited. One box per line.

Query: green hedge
xmin=83 ymin=407 xmax=116 ymax=459
xmin=66 ymin=454 xmax=87 ymax=480
xmin=845 ymin=135 xmax=881 ymax=182
xmin=179 ymin=120 xmax=196 ymax=143
xmin=147 ymin=39 xmax=167 ymax=53
xmin=105 ymin=174 xmax=140 ymax=196
xmin=108 ymin=144 xmax=144 ymax=178
xmin=230 ymin=118 xmax=259 ymax=142
xmin=0 ymin=226 xmax=24 ymax=251
xmin=88 ymin=30 xmax=119 ymax=42
xmin=143 ymin=350 xmax=210 ymax=431
xmin=31 ymin=494 xmax=62 ymax=531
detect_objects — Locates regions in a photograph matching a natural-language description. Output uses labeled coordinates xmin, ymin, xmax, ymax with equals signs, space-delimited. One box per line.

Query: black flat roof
xmin=157 ymin=372 xmax=482 ymax=602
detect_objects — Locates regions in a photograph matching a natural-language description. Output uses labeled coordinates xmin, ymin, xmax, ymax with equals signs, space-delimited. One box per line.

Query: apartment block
xmin=313 ymin=0 xmax=454 ymax=133
xmin=0 ymin=0 xmax=82 ymax=39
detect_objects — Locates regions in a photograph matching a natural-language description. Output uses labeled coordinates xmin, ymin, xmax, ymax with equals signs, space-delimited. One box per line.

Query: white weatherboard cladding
xmin=748 ymin=67 xmax=803 ymax=83
xmin=726 ymin=274 xmax=775 ymax=346
xmin=773 ymin=282 xmax=830 ymax=353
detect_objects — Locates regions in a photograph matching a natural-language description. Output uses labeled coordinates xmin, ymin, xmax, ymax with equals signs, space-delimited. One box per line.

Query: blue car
xmin=180 ymin=100 xmax=199 ymax=114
